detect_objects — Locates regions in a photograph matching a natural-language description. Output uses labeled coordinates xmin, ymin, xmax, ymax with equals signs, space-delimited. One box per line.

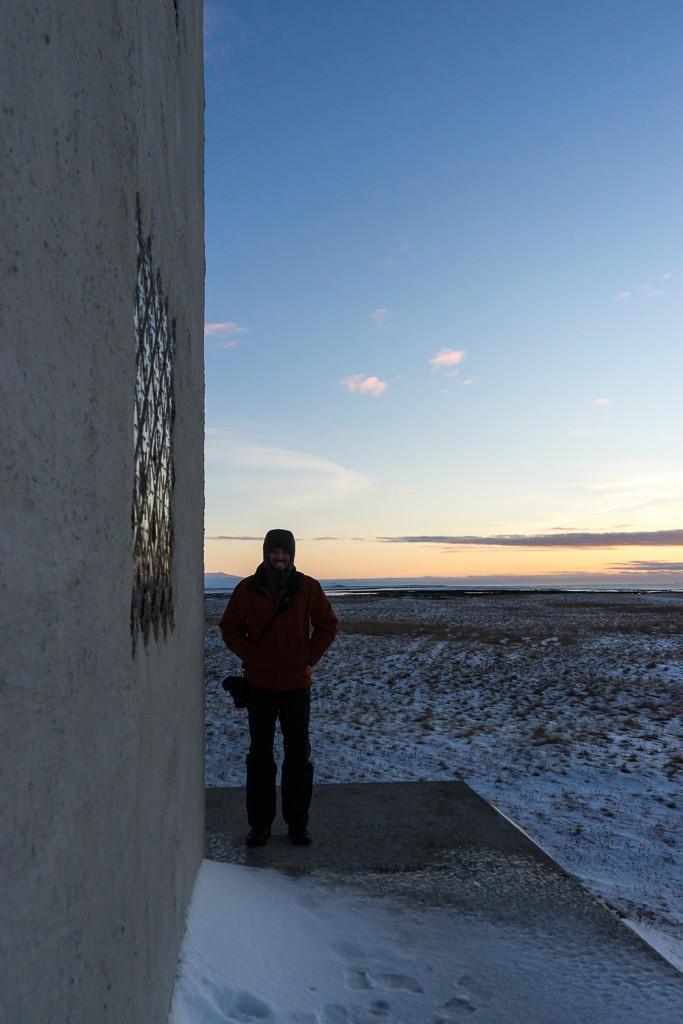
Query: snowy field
xmin=203 ymin=590 xmax=683 ymax=972
xmin=171 ymin=590 xmax=683 ymax=1021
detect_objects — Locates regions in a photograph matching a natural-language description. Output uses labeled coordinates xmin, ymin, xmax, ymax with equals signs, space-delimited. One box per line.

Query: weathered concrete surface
xmin=206 ymin=782 xmax=683 ymax=1021
xmin=207 ymin=780 xmax=541 ymax=872
xmin=0 ymin=4 xmax=204 ymax=1023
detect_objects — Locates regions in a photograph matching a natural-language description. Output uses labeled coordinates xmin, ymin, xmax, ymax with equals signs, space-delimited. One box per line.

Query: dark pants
xmin=246 ymin=687 xmax=313 ymax=829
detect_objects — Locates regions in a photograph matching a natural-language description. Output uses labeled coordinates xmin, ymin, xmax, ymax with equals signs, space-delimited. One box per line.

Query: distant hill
xmin=320 ymin=576 xmax=454 ymax=589
xmin=204 ymin=572 xmax=243 ymax=590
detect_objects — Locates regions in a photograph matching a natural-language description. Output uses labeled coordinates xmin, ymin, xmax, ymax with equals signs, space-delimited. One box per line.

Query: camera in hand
xmin=222 ymin=675 xmax=249 ymax=709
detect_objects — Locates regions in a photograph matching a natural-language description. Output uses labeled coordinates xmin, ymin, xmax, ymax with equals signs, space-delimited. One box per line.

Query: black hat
xmin=263 ymin=529 xmax=295 ymax=562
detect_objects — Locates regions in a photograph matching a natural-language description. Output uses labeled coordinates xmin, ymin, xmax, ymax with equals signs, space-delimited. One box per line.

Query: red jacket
xmin=219 ymin=569 xmax=338 ymax=691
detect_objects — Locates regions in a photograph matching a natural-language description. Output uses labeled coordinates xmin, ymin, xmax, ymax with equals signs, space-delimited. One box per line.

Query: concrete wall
xmin=0 ymin=4 xmax=204 ymax=1022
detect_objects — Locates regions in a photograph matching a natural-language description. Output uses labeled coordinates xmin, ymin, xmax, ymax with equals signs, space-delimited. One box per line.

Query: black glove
xmin=222 ymin=675 xmax=248 ymax=709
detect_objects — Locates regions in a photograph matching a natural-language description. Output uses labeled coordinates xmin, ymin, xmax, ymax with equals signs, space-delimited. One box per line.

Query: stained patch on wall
xmin=131 ymin=199 xmax=175 ymax=648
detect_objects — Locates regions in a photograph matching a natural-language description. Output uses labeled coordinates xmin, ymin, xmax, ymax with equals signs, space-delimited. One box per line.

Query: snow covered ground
xmin=175 ymin=590 xmax=683 ymax=1021
xmin=170 ymin=856 xmax=681 ymax=1024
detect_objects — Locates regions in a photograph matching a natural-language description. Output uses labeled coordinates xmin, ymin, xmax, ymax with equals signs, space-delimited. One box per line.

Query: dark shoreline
xmin=206 ymin=586 xmax=682 ymax=600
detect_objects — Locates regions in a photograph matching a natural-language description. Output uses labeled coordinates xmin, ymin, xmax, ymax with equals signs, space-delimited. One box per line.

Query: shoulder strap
xmin=254 ymin=571 xmax=304 ymax=645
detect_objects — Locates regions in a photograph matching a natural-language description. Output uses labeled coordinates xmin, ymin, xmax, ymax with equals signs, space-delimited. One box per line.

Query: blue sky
xmin=202 ymin=1 xmax=682 ymax=581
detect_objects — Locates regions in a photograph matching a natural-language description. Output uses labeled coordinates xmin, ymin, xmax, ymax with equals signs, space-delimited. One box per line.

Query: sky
xmin=202 ymin=0 xmax=682 ymax=582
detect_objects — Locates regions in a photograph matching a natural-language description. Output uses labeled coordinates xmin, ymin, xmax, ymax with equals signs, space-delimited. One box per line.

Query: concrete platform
xmin=205 ymin=782 xmax=682 ymax=1021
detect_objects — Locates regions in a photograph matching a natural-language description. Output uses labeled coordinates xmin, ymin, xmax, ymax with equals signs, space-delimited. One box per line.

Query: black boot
xmin=246 ymin=826 xmax=271 ymax=847
xmin=288 ymin=826 xmax=311 ymax=846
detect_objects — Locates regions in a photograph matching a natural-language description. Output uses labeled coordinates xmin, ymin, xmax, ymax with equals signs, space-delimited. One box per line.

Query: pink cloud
xmin=342 ymin=374 xmax=388 ymax=396
xmin=204 ymin=321 xmax=251 ymax=347
xmin=429 ymin=348 xmax=466 ymax=372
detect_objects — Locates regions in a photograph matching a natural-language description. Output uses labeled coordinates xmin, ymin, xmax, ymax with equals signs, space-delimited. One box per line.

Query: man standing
xmin=220 ymin=529 xmax=338 ymax=847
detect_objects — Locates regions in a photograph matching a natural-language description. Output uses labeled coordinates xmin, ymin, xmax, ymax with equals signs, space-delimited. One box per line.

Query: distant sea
xmin=318 ymin=584 xmax=681 ymax=597
xmin=205 ymin=572 xmax=681 ymax=598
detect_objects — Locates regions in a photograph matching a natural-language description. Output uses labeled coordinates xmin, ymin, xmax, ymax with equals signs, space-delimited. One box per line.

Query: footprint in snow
xmin=434 ymin=974 xmax=493 ymax=1019
xmin=344 ymin=968 xmax=372 ymax=990
xmin=322 ymin=1005 xmax=352 ymax=1023
xmin=184 ymin=981 xmax=271 ymax=1023
xmin=332 ymin=941 xmax=367 ymax=962
xmin=372 ymin=973 xmax=424 ymax=993
xmin=343 ymin=967 xmax=423 ymax=994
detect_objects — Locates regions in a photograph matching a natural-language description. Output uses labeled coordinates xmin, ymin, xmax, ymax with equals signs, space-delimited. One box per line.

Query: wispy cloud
xmin=610 ymin=560 xmax=683 ymax=573
xmin=205 ymin=535 xmax=262 ymax=541
xmin=570 ymin=429 xmax=607 ymax=437
xmin=593 ymin=397 xmax=614 ymax=407
xmin=341 ymin=374 xmax=388 ymax=396
xmin=584 ymin=468 xmax=681 ymax=495
xmin=429 ymin=348 xmax=466 ymax=374
xmin=204 ymin=322 xmax=251 ymax=349
xmin=378 ymin=530 xmax=683 ymax=548
xmin=616 ymin=272 xmax=681 ymax=301
xmin=381 ymin=235 xmax=410 ymax=268
xmin=206 ymin=432 xmax=371 ymax=509
xmin=370 ymin=308 xmax=389 ymax=329
xmin=203 ymin=3 xmax=256 ymax=64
